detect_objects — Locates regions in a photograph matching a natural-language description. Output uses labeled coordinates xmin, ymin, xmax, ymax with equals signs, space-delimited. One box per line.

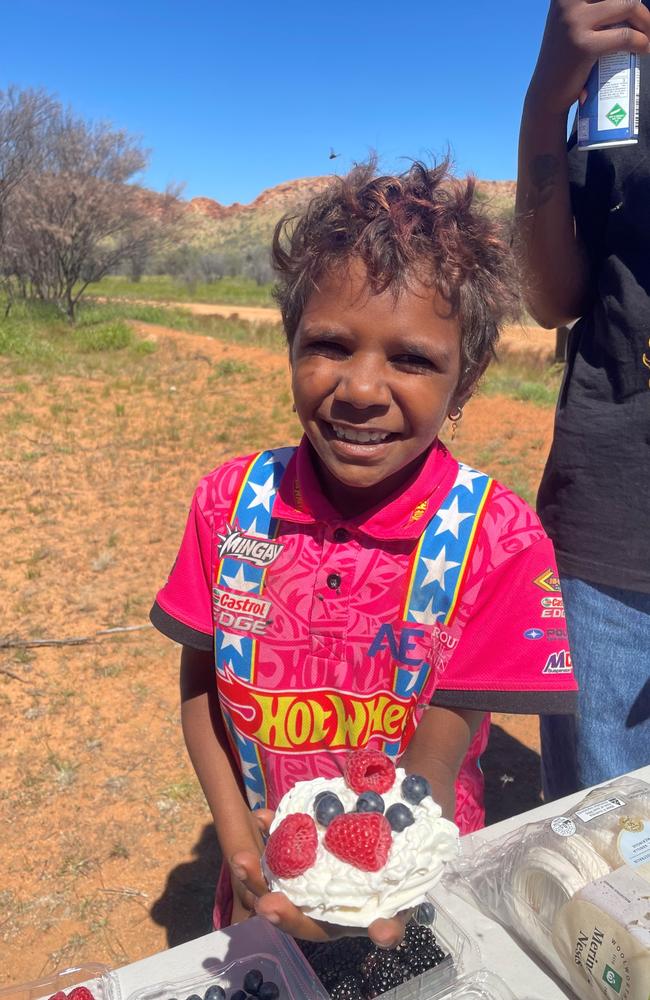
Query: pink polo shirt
xmin=152 ymin=438 xmax=576 ymax=838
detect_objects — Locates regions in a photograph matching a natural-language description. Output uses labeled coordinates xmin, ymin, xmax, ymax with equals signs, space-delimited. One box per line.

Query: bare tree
xmin=3 ymin=103 xmax=183 ymax=320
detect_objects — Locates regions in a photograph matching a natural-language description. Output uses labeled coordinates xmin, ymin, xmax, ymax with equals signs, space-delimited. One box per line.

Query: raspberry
xmin=324 ymin=811 xmax=392 ymax=871
xmin=47 ymin=993 xmax=67 ymax=1000
xmin=344 ymin=748 xmax=395 ymax=794
xmin=264 ymin=812 xmax=317 ymax=878
xmin=68 ymin=989 xmax=96 ymax=1000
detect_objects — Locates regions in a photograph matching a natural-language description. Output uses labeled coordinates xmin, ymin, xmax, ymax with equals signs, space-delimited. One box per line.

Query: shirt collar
xmin=273 ymin=435 xmax=458 ymax=540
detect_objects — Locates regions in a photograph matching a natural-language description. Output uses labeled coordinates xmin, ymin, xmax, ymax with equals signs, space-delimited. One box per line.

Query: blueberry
xmin=186 ymin=994 xmax=203 ymax=1000
xmin=355 ymin=791 xmax=384 ymax=814
xmin=243 ymin=969 xmax=263 ymax=995
xmin=416 ymin=901 xmax=436 ymax=925
xmin=203 ymin=987 xmax=225 ymax=1000
xmin=257 ymin=984 xmax=279 ymax=1000
xmin=386 ymin=802 xmax=414 ymax=831
xmin=230 ymin=992 xmax=248 ymax=1000
xmin=401 ymin=773 xmax=432 ymax=805
xmin=314 ymin=791 xmax=344 ymax=827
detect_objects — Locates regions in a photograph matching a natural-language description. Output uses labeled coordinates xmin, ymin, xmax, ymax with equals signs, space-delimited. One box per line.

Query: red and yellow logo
xmin=216 ymin=661 xmax=416 ymax=754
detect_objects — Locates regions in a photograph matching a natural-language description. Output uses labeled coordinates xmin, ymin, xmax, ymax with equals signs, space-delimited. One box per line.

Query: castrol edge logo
xmin=213 ymin=587 xmax=271 ymax=636
xmin=217 ymin=523 xmax=283 ymax=568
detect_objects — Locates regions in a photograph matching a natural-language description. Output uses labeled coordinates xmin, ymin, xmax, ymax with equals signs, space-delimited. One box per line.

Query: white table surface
xmin=109 ymin=766 xmax=650 ymax=1000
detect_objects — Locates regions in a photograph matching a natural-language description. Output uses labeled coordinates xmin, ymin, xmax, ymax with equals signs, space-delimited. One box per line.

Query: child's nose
xmin=333 ymin=357 xmax=391 ymax=409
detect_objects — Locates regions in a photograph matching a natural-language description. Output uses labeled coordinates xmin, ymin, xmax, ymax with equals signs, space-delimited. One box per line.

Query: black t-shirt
xmin=537 ymin=55 xmax=650 ymax=592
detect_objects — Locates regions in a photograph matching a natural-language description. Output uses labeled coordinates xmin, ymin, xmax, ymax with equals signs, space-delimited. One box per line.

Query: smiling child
xmin=150 ymin=160 xmax=577 ymax=945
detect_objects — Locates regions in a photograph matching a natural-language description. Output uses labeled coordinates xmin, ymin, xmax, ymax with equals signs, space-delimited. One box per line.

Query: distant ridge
xmin=164 ymin=175 xmax=515 ymax=262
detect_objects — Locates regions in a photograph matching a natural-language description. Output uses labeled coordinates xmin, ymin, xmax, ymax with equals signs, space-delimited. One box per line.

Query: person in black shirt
xmin=516 ymin=0 xmax=650 ymax=797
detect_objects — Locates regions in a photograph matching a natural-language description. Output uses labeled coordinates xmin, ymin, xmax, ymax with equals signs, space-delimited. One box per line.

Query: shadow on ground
xmin=483 ymin=724 xmax=542 ymax=825
xmin=151 ymin=824 xmax=221 ymax=947
xmin=151 ymin=725 xmax=542 ymax=947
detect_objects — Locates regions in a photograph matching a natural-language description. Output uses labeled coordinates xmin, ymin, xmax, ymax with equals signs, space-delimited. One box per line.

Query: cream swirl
xmin=262 ymin=769 xmax=459 ymax=926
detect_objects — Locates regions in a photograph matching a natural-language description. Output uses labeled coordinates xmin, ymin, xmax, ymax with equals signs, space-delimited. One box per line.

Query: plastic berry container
xmin=421 ymin=970 xmax=516 ymax=1000
xmin=121 ymin=950 xmax=328 ymax=1000
xmin=0 ymin=965 xmax=113 ymax=1000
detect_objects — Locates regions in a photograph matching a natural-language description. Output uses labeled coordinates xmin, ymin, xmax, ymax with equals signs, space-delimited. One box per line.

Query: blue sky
xmin=3 ymin=0 xmax=548 ymax=205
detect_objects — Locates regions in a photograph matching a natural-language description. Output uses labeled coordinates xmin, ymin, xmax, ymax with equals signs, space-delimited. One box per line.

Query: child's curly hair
xmin=272 ymin=159 xmax=520 ymax=396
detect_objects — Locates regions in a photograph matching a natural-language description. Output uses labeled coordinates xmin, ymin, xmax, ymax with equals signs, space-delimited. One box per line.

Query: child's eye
xmin=303 ymin=339 xmax=349 ymax=358
xmin=393 ymin=354 xmax=436 ymax=372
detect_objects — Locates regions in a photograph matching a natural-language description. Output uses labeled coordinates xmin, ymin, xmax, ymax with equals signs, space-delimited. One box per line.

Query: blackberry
xmin=396 ymin=921 xmax=448 ymax=976
xmin=360 ymin=950 xmax=408 ymax=998
xmin=299 ymin=936 xmax=372 ymax=993
xmin=329 ymin=974 xmax=365 ymax=1000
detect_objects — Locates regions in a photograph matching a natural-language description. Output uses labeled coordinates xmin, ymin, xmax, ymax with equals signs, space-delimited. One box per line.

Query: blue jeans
xmin=540 ymin=576 xmax=650 ymax=800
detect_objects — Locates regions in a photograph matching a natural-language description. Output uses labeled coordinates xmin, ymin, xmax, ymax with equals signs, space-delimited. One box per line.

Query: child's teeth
xmin=333 ymin=427 xmax=389 ymax=443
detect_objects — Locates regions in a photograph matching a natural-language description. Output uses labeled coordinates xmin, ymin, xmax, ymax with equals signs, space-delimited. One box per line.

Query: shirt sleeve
xmin=430 ymin=537 xmax=577 ymax=714
xmin=567 ymin=114 xmax=613 ymax=268
xmin=150 ymin=489 xmax=214 ymax=651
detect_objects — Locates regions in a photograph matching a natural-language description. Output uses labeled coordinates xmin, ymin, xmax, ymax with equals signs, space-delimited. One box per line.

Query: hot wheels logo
xmin=217 ymin=524 xmax=283 ymax=568
xmin=216 ymin=661 xmax=416 ymax=753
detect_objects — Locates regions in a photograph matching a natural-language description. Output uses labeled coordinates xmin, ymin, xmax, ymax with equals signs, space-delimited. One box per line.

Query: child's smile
xmin=290 ymin=259 xmax=465 ymax=515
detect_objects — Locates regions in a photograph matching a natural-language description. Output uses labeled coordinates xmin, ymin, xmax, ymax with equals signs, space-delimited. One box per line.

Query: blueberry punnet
xmin=314 ymin=791 xmax=344 ymax=826
xmin=401 ymin=773 xmax=432 ymax=805
xmin=386 ymin=802 xmax=415 ymax=831
xmin=355 ymin=791 xmax=385 ymax=813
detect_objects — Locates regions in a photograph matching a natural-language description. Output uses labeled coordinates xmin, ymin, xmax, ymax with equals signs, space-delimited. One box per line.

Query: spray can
xmin=578 ymin=48 xmax=640 ymax=150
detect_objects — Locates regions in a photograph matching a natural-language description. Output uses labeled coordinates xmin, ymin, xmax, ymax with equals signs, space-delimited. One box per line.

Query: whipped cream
xmin=262 ymin=768 xmax=459 ymax=926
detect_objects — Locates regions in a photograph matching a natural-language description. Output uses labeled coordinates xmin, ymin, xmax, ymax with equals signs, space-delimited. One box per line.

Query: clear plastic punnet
xmin=0 ymin=965 xmax=112 ymax=1000
xmin=421 ymin=970 xmax=515 ymax=1000
xmin=448 ymin=776 xmax=650 ymax=1000
xmin=120 ymin=947 xmax=328 ymax=1000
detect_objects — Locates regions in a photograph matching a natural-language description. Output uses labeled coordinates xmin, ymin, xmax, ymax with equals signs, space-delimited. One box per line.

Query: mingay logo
xmin=542 ymin=650 xmax=572 ymax=674
xmin=216 ymin=661 xmax=417 ymax=753
xmin=217 ymin=524 xmax=283 ymax=568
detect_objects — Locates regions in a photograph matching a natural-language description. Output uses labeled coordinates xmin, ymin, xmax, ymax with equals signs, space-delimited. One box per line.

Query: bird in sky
xmin=328 ymin=147 xmax=340 ymax=160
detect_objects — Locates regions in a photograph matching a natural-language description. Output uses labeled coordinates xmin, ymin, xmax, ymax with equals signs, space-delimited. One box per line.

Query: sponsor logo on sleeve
xmin=217 ymin=524 xmax=283 ymax=568
xmin=542 ymin=649 xmax=572 ymax=674
xmin=533 ymin=569 xmax=561 ymax=593
xmin=541 ymin=595 xmax=565 ymax=619
xmin=523 ymin=628 xmax=544 ymax=640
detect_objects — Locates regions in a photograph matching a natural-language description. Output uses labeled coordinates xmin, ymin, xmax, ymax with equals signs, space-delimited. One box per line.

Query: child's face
xmin=290 ymin=258 xmax=464 ymax=512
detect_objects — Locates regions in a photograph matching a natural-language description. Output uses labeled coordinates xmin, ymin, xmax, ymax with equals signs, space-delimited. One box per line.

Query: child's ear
xmin=453 ymin=356 xmax=491 ymax=410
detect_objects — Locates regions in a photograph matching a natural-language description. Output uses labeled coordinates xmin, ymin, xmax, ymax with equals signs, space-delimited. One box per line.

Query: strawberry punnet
xmin=343 ymin=748 xmax=396 ymax=794
xmin=324 ymin=811 xmax=392 ymax=871
xmin=265 ymin=812 xmax=318 ymax=878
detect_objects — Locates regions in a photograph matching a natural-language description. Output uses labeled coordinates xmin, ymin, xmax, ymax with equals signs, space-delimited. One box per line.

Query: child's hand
xmin=530 ymin=0 xmax=650 ymax=115
xmin=230 ymin=810 xmax=409 ymax=947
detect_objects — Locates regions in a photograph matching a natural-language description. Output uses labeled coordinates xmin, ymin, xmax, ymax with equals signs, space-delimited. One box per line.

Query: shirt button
xmin=333 ymin=528 xmax=349 ymax=543
xmin=327 ymin=572 xmax=342 ymax=590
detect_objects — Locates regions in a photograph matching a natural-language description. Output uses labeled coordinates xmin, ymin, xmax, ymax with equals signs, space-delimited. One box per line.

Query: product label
xmin=618 ymin=820 xmax=650 ymax=868
xmin=552 ymin=862 xmax=650 ymax=1000
xmin=598 ymin=51 xmax=633 ymax=132
xmin=576 ymin=797 xmax=627 ymax=824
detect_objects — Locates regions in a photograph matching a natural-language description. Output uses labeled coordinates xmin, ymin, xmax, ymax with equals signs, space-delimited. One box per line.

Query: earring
xmin=448 ymin=406 xmax=463 ymax=441
xmin=292 ymin=403 xmax=297 ymax=413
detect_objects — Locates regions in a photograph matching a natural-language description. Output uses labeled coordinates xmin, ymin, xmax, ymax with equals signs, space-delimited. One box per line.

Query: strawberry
xmin=343 ymin=748 xmax=395 ymax=794
xmin=68 ymin=989 xmax=95 ymax=1000
xmin=324 ymin=811 xmax=392 ymax=871
xmin=265 ymin=812 xmax=318 ymax=878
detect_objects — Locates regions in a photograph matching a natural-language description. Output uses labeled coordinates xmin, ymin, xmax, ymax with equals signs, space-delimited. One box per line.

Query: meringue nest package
xmin=448 ymin=776 xmax=650 ymax=1000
